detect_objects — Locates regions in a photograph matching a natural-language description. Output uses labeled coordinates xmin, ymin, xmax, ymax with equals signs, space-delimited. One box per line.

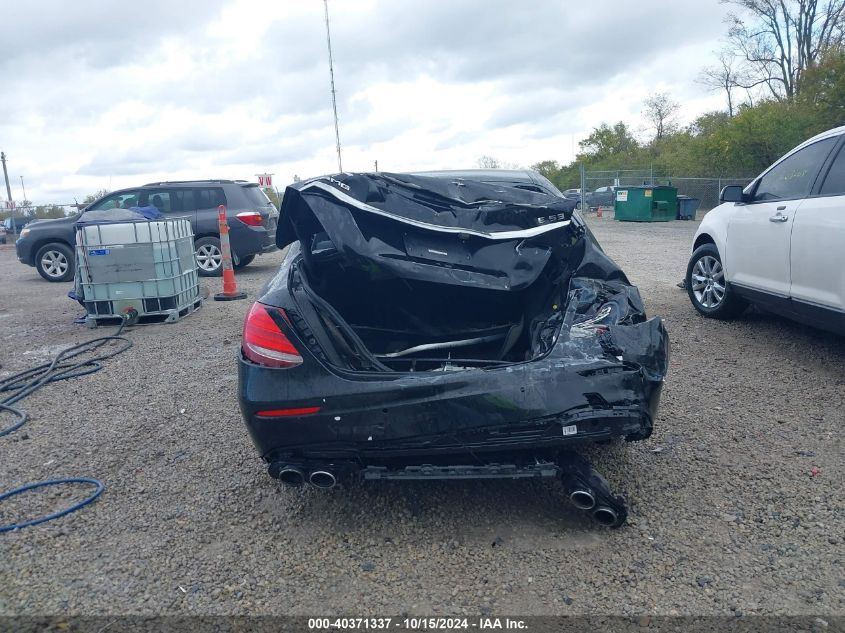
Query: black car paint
xmin=238 ymin=173 xmax=669 ymax=486
xmin=240 ymin=285 xmax=664 ymax=466
xmin=15 ymin=181 xmax=277 ymax=274
xmin=411 ymin=169 xmax=564 ymax=198
xmin=278 ymin=174 xmax=578 ymax=293
xmin=14 ymin=215 xmax=77 ymax=268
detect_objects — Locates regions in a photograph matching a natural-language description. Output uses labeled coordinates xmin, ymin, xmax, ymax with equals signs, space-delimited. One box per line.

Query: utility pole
xmin=20 ymin=176 xmax=27 ymax=205
xmin=1 ymin=151 xmax=14 ymax=234
xmin=579 ymin=163 xmax=586 ymax=213
xmin=323 ymin=0 xmax=343 ymax=173
xmin=1 ymin=152 xmax=11 ymax=202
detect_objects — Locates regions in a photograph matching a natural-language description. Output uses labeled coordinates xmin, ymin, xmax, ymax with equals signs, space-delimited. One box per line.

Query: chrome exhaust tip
xmin=569 ymin=489 xmax=596 ymax=510
xmin=309 ymin=470 xmax=337 ymax=489
xmin=592 ymin=506 xmax=618 ymax=527
xmin=277 ymin=466 xmax=305 ymax=487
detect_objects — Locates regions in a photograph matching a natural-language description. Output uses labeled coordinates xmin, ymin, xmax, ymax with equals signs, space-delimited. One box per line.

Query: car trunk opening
xmin=294 ymin=260 xmax=564 ymax=371
xmin=278 ymin=173 xmax=656 ymax=373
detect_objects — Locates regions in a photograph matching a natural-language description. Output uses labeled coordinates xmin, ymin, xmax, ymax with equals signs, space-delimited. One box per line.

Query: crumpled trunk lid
xmin=278 ymin=173 xmax=667 ymax=375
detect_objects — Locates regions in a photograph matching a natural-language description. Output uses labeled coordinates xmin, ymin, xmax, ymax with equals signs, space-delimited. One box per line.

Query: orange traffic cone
xmin=213 ymin=204 xmax=247 ymax=301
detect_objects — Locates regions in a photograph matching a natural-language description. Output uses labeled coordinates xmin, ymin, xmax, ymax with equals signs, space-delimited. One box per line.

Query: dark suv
xmin=15 ymin=180 xmax=278 ymax=282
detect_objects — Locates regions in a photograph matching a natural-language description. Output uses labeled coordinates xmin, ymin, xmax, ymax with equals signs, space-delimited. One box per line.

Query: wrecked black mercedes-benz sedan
xmin=238 ymin=172 xmax=668 ymax=527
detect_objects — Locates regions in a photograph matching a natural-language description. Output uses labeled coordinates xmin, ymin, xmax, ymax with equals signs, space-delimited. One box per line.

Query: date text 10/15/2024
xmin=308 ymin=618 xmax=528 ymax=631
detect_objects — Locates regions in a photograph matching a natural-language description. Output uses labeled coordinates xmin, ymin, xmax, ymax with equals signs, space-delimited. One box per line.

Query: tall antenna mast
xmin=323 ymin=0 xmax=343 ymax=173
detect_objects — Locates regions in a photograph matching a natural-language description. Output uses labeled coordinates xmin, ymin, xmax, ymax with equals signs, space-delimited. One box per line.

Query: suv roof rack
xmin=142 ymin=179 xmax=240 ymax=186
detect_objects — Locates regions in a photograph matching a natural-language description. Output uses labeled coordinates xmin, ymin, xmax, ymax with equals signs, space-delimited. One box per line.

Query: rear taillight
xmin=242 ymin=303 xmax=303 ymax=368
xmin=236 ymin=211 xmax=264 ymax=226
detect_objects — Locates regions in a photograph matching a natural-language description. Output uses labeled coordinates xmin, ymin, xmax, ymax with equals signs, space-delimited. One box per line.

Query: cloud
xmin=1 ymin=0 xmax=729 ymax=202
xmin=0 ymin=1 xmax=230 ymax=69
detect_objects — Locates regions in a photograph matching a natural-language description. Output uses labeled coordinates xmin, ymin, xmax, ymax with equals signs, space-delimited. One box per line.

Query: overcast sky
xmin=0 ymin=0 xmax=730 ymax=204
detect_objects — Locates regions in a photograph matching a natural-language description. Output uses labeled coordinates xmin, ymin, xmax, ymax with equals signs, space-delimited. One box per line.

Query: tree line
xmin=0 ymin=204 xmax=68 ymax=222
xmin=527 ymin=0 xmax=844 ymax=190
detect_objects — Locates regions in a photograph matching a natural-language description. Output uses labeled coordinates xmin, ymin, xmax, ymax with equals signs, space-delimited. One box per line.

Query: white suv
xmin=685 ymin=125 xmax=844 ymax=335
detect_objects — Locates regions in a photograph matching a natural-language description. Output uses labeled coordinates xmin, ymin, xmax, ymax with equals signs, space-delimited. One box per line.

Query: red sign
xmin=257 ymin=174 xmax=273 ymax=187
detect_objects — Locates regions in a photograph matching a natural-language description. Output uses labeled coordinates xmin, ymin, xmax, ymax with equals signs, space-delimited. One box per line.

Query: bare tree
xmin=476 ymin=156 xmax=521 ymax=169
xmin=82 ymin=189 xmax=110 ymax=204
xmin=643 ymin=93 xmax=681 ymax=141
xmin=699 ymin=51 xmax=743 ymax=115
xmin=721 ymin=0 xmax=845 ymax=99
xmin=476 ymin=155 xmax=501 ymax=169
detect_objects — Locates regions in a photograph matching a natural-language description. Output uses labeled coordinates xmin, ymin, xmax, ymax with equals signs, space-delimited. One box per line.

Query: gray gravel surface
xmin=0 ymin=215 xmax=843 ymax=616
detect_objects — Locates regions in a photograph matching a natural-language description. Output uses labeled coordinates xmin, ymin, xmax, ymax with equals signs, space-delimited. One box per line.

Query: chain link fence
xmin=580 ymin=169 xmax=753 ymax=213
xmin=0 ymin=204 xmax=81 ymax=235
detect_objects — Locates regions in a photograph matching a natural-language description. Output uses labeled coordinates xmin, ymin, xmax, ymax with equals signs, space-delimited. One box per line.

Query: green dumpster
xmin=614 ymin=186 xmax=678 ymax=222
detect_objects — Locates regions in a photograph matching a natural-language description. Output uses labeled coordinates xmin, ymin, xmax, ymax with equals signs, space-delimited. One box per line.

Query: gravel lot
xmin=1 ymin=214 xmax=843 ymax=617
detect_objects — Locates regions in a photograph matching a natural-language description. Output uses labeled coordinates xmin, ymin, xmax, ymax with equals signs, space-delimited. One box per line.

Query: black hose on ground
xmin=0 ymin=478 xmax=105 ymax=533
xmin=0 ymin=316 xmax=133 ymax=437
xmin=0 ymin=314 xmax=135 ymax=531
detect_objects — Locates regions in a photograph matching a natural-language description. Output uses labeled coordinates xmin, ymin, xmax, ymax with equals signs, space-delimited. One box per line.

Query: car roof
xmin=753 ymin=125 xmax=845 ymax=179
xmin=141 ymin=180 xmax=255 ymax=187
xmin=407 ymin=169 xmax=565 ymax=197
xmin=412 ymin=168 xmax=540 ymax=181
xmin=795 ymin=125 xmax=845 ymax=150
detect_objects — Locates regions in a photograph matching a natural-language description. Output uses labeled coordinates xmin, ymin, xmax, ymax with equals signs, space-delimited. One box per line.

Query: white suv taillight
xmin=242 ymin=303 xmax=303 ymax=368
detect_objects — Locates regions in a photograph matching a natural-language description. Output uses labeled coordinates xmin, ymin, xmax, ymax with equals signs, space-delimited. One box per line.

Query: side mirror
xmin=720 ymin=185 xmax=745 ymax=204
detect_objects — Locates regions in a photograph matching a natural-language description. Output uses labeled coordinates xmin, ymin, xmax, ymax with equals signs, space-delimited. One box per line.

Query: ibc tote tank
xmin=74 ymin=212 xmax=202 ymax=327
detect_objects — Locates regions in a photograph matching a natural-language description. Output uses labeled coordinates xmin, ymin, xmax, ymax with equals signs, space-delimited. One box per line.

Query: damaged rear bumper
xmin=237 ymin=316 xmax=666 ymax=471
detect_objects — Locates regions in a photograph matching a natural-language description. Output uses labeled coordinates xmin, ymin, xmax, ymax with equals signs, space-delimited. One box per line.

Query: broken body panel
xmin=238 ymin=173 xmax=669 ymax=524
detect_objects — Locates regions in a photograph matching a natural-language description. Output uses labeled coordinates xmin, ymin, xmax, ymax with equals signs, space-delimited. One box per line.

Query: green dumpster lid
xmin=617 ymin=185 xmax=677 ymax=190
